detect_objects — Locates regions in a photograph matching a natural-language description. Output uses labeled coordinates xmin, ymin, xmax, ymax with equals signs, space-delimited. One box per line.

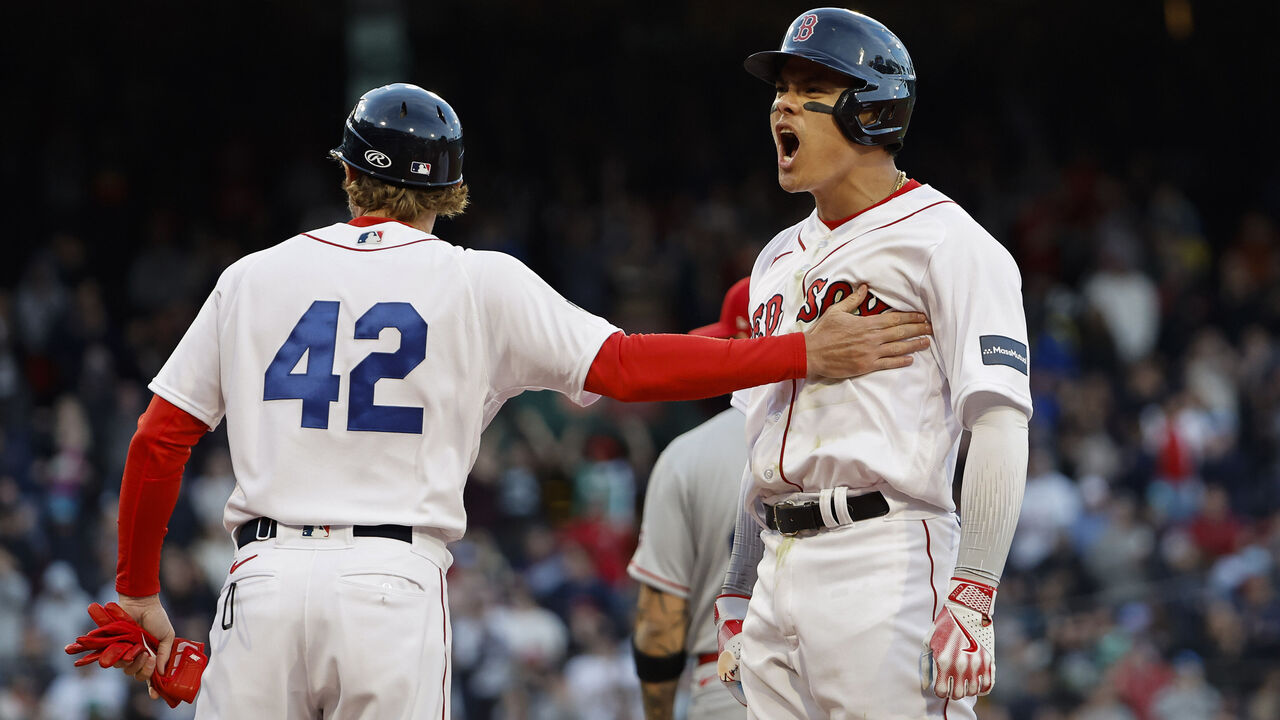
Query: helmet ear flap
xmin=831 ymin=88 xmax=914 ymax=150
xmin=831 ymin=88 xmax=865 ymax=145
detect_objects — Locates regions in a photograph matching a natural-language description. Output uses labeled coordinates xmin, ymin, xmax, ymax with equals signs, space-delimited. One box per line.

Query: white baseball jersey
xmin=149 ymin=217 xmax=619 ymax=539
xmin=628 ymin=407 xmax=747 ymax=719
xmin=732 ymin=183 xmax=1032 ymax=516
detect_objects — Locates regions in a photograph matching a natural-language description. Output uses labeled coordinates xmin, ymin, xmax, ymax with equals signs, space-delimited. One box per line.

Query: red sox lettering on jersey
xmin=752 ymin=279 xmax=891 ymax=338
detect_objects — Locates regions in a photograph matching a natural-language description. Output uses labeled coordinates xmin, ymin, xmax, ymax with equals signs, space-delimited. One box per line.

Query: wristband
xmin=631 ymin=638 xmax=687 ymax=682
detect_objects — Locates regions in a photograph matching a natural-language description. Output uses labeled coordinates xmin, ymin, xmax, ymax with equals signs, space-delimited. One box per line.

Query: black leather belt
xmin=235 ymin=517 xmax=413 ymax=549
xmin=764 ymin=491 xmax=889 ymax=535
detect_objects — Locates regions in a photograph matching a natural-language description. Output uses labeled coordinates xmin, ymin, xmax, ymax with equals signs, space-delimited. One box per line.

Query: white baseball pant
xmin=740 ymin=505 xmax=976 ymax=719
xmin=195 ymin=524 xmax=453 ymax=720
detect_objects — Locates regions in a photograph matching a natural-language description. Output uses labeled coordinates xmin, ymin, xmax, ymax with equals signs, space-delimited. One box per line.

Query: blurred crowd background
xmin=3 ymin=1 xmax=1280 ymax=718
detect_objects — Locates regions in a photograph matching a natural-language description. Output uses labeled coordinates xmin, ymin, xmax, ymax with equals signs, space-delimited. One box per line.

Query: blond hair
xmin=342 ymin=173 xmax=470 ymax=223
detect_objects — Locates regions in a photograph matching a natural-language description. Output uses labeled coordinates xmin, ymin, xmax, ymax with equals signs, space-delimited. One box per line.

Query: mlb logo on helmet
xmin=410 ymin=161 xmax=432 ymax=175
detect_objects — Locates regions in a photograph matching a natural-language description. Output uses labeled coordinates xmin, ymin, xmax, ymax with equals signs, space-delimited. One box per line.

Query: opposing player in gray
xmin=628 ymin=278 xmax=752 ymax=719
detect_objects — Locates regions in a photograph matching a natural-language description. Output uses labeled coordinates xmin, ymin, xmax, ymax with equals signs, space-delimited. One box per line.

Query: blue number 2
xmin=349 ymin=302 xmax=427 ymax=433
xmin=263 ymin=301 xmax=427 ymax=434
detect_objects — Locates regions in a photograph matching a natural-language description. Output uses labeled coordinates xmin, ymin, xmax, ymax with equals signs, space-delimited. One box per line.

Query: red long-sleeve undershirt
xmin=116 ymin=396 xmax=211 ymax=596
xmin=583 ymin=331 xmax=805 ymax=400
xmin=116 ymin=330 xmax=806 ymax=595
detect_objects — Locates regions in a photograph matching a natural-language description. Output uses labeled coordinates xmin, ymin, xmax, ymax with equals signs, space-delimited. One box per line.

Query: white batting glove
xmin=923 ymin=577 xmax=997 ymax=700
xmin=714 ymin=594 xmax=749 ymax=707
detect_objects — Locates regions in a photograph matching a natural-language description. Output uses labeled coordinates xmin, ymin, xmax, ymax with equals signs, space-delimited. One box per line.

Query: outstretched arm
xmin=586 ymin=285 xmax=931 ymax=402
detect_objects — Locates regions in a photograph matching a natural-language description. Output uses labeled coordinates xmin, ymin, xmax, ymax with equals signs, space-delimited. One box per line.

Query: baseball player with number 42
xmin=64 ymin=81 xmax=936 ymax=719
xmin=714 ymin=8 xmax=1033 ymax=720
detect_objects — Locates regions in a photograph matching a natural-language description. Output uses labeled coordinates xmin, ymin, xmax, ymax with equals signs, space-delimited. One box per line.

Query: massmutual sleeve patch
xmin=979 ymin=335 xmax=1029 ymax=375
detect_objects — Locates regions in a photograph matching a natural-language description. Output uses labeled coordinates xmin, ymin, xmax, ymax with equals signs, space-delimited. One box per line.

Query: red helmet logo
xmin=792 ymin=14 xmax=819 ymax=42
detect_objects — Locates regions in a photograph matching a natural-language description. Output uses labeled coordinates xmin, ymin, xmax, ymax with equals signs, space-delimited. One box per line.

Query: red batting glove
xmin=714 ymin=594 xmax=749 ymax=707
xmin=924 ymin=577 xmax=997 ymax=700
xmin=65 ymin=602 xmax=159 ymax=668
xmin=65 ymin=602 xmax=206 ymax=708
xmin=151 ymin=638 xmax=209 ymax=708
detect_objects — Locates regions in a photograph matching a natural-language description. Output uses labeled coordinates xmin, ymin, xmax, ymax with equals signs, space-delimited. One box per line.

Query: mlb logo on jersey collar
xmin=302 ymin=525 xmax=331 ymax=538
xmin=357 ymin=230 xmax=383 ymax=245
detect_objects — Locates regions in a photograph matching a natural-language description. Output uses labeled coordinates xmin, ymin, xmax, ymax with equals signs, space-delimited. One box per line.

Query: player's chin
xmin=776 ymin=169 xmax=806 ymax=194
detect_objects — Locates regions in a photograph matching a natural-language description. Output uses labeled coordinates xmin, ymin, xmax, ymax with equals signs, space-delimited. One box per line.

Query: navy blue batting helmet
xmin=745 ymin=8 xmax=916 ymax=152
xmin=331 ymin=83 xmax=464 ymax=188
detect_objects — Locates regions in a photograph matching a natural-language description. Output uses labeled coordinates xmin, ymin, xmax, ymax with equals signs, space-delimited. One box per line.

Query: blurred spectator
xmin=0 ymin=549 xmax=31 ymax=669
xmin=1011 ymin=447 xmax=1084 ymax=572
xmin=32 ymin=561 xmax=90 ymax=669
xmin=1081 ymin=235 xmax=1159 ymax=366
xmin=1111 ymin=640 xmax=1174 ymax=720
xmin=1237 ymin=572 xmax=1280 ymax=662
xmin=1149 ymin=651 xmax=1221 ymax=720
xmin=1188 ymin=485 xmax=1246 ymax=561
xmin=1082 ymin=494 xmax=1156 ymax=606
xmin=488 ymin=581 xmax=569 ymax=672
xmin=37 ymin=664 xmax=126 ymax=720
xmin=521 ymin=524 xmax=570 ymax=604
xmin=561 ymin=603 xmax=641 ymax=720
xmin=1073 ymin=674 xmax=1137 ymax=720
xmin=542 ymin=541 xmax=623 ymax=630
xmin=1140 ymin=393 xmax=1212 ymax=525
xmin=0 ymin=672 xmax=40 ymax=720
xmin=1247 ymin=668 xmax=1280 ymax=720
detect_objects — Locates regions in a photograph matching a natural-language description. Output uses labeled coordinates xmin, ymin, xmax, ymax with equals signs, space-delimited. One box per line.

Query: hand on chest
xmin=750 ymin=233 xmax=925 ymax=338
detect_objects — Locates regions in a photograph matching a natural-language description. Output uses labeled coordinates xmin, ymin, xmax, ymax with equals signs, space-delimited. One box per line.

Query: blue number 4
xmin=263 ymin=301 xmax=427 ymax=434
xmin=263 ymin=301 xmax=341 ymax=429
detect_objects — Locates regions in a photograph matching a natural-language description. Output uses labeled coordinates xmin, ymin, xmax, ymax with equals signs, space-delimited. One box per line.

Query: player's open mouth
xmin=778 ymin=128 xmax=800 ymax=167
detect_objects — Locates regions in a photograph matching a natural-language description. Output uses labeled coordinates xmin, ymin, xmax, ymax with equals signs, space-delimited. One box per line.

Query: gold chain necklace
xmin=891 ymin=170 xmax=907 ymax=193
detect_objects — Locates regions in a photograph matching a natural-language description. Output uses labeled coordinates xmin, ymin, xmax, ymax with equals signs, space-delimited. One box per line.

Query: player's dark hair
xmin=342 ymin=173 xmax=470 ymax=223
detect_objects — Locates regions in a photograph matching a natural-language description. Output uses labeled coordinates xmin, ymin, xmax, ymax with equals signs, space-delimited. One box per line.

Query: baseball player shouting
xmin=714 ymin=9 xmax=1032 ymax=720
xmin=628 ymin=277 xmax=752 ymax=720
xmin=99 ymin=82 xmax=935 ymax=719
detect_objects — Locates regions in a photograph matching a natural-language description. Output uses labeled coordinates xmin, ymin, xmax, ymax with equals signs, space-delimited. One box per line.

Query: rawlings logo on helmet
xmin=364 ymin=149 xmax=392 ymax=168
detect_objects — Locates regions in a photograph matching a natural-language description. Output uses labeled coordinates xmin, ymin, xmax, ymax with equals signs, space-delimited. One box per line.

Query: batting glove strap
xmin=714 ymin=594 xmax=749 ymax=707
xmin=925 ymin=578 xmax=997 ymax=700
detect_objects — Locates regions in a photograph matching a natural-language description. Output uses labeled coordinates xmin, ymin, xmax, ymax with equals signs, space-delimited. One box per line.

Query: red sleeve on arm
xmin=584 ymin=331 xmax=807 ymax=402
xmin=116 ymin=396 xmax=210 ymax=596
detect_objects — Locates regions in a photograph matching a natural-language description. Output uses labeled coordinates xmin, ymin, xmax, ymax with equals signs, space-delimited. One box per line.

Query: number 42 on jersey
xmin=263 ymin=300 xmax=427 ymax=434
